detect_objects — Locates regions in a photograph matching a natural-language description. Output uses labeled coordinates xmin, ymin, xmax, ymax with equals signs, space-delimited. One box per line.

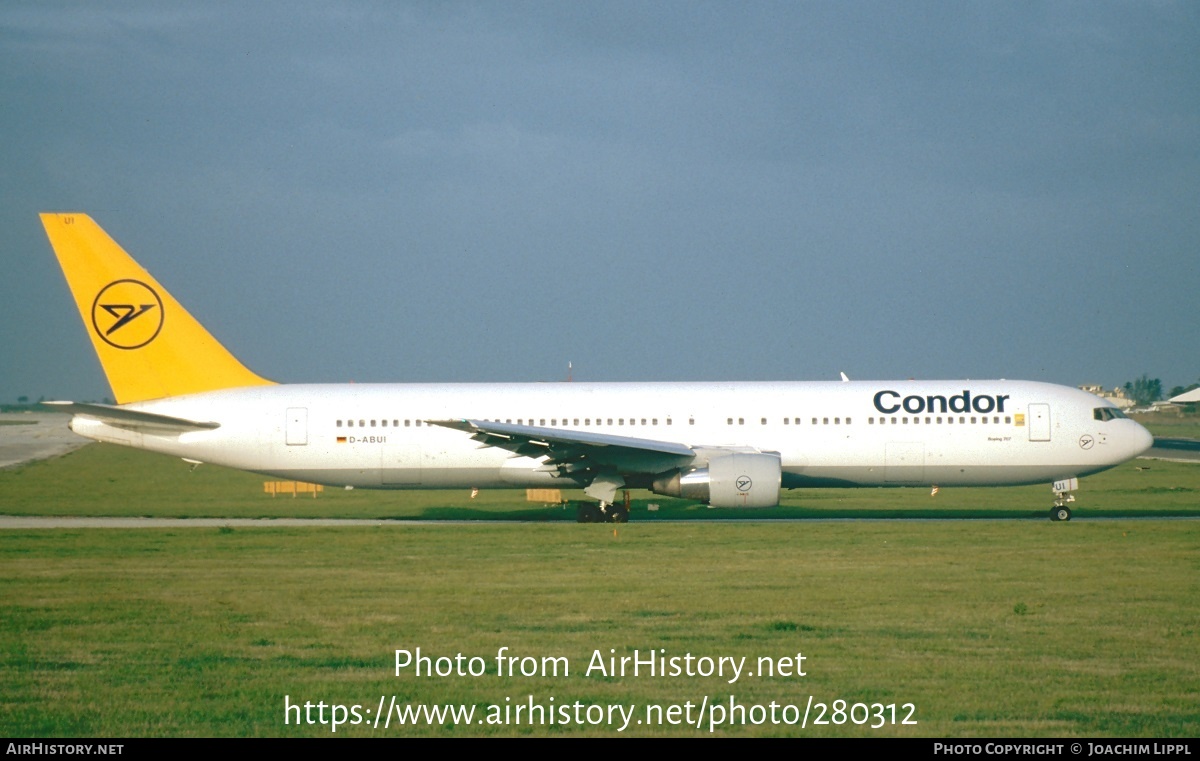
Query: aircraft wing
xmin=429 ymin=419 xmax=696 ymax=490
xmin=42 ymin=401 xmax=220 ymax=434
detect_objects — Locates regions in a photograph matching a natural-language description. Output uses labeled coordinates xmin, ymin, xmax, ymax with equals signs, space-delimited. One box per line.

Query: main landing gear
xmin=576 ymin=501 xmax=629 ymax=523
xmin=576 ymin=490 xmax=632 ymax=523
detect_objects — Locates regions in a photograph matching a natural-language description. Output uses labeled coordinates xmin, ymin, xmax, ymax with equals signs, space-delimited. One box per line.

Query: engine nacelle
xmin=651 ymin=451 xmax=781 ymax=508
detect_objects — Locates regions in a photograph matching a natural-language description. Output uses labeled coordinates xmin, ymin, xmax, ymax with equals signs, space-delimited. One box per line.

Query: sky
xmin=2 ymin=1 xmax=1197 ymax=403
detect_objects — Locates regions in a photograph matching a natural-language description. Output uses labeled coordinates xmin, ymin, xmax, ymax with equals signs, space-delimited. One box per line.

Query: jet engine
xmin=651 ymin=451 xmax=781 ymax=508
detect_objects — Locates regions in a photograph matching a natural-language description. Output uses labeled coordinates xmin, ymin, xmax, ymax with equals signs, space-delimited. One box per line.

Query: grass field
xmin=1 ymin=444 xmax=1198 ymax=737
xmin=2 ymin=442 xmax=1199 ymax=520
xmin=1131 ymin=410 xmax=1200 ymax=441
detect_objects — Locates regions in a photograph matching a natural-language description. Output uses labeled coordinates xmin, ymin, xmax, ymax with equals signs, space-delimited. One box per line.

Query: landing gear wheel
xmin=608 ymin=505 xmax=629 ymax=523
xmin=1050 ymin=506 xmax=1072 ymax=522
xmin=576 ymin=503 xmax=602 ymax=523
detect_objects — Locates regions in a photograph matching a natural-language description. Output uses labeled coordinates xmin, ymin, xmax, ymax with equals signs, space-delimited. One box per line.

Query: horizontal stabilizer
xmin=41 ymin=401 xmax=220 ymax=433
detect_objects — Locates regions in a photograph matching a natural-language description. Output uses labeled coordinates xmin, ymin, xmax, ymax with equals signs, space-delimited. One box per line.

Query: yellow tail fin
xmin=41 ymin=213 xmax=274 ymax=404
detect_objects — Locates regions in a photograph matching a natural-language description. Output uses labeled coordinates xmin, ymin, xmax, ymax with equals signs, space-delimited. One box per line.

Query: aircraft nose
xmin=1131 ymin=422 xmax=1154 ymax=457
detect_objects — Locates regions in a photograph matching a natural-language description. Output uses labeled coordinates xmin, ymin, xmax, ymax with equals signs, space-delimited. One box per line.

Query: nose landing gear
xmin=1050 ymin=482 xmax=1076 ymax=521
xmin=1050 ymin=504 xmax=1073 ymax=522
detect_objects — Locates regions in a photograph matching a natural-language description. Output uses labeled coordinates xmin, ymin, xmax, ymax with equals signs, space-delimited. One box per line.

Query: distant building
xmin=1169 ymin=387 xmax=1200 ymax=405
xmin=1078 ymin=384 xmax=1135 ymax=410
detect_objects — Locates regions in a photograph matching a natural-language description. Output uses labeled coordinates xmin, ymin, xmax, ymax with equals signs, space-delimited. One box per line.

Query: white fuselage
xmin=68 ymin=379 xmax=1153 ymax=497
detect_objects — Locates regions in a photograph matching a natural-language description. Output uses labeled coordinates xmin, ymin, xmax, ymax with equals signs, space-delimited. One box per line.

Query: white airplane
xmin=40 ymin=213 xmax=1153 ymax=522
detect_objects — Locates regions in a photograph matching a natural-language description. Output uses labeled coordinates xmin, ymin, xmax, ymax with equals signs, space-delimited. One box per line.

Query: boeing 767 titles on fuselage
xmin=39 ymin=214 xmax=1153 ymax=522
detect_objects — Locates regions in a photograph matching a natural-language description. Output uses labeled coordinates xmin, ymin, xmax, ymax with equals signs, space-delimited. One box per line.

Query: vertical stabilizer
xmin=41 ymin=213 xmax=274 ymax=404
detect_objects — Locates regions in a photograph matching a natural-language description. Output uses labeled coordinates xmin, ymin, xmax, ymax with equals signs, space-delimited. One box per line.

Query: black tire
xmin=576 ymin=503 xmax=602 ymax=523
xmin=1050 ymin=506 xmax=1072 ymax=522
xmin=609 ymin=506 xmax=629 ymax=523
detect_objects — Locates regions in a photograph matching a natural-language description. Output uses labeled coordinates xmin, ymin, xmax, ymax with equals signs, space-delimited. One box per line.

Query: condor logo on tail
xmin=91 ymin=279 xmax=163 ymax=350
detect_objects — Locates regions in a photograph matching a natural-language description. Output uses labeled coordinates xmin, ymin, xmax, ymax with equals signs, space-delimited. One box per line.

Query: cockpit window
xmin=1093 ymin=407 xmax=1128 ymax=421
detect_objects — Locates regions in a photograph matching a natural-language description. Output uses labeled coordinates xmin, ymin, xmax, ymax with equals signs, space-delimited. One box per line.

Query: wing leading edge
xmin=429 ymin=419 xmax=697 ymax=503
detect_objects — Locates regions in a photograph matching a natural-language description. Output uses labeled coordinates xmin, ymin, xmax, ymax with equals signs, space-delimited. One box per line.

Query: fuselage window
xmin=359 ymin=420 xmax=365 ymax=427
xmin=641 ymin=418 xmax=647 ymax=425
xmin=382 ymin=420 xmax=388 ymax=427
xmin=337 ymin=420 xmax=343 ymax=427
xmin=785 ymin=418 xmax=791 ymax=425
xmin=1005 ymin=416 xmax=1011 ymax=424
xmin=846 ymin=417 xmax=852 ymax=424
xmin=761 ymin=417 xmax=767 ymax=425
xmin=902 ymin=417 xmax=908 ymax=424
xmin=834 ymin=417 xmax=840 ymax=425
xmin=607 ymin=419 xmax=613 ymax=426
xmin=371 ymin=420 xmax=377 ymax=427
xmin=925 ymin=417 xmax=931 ymax=425
xmin=913 ymin=417 xmax=919 ymax=425
xmin=812 ymin=418 xmax=818 ymax=425
xmin=738 ymin=418 xmax=744 ymax=425
xmin=970 ymin=417 xmax=977 ymax=424
xmin=823 ymin=417 xmax=829 ymax=425
xmin=540 ymin=419 xmax=545 ymax=426
xmin=727 ymin=418 xmax=733 ymax=425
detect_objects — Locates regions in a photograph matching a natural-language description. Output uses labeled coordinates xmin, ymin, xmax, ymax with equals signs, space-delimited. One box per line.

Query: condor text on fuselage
xmin=873 ymin=390 xmax=1010 ymax=416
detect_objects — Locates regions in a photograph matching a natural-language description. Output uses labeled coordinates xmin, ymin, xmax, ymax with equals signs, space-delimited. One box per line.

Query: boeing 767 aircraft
xmin=39 ymin=213 xmax=1153 ymax=522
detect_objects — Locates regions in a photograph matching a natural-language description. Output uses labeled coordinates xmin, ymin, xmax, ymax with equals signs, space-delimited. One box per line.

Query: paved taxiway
xmin=1144 ymin=438 xmax=1200 ymax=462
xmin=1 ymin=516 xmax=1196 ymax=528
xmin=0 ymin=412 xmax=88 ymax=470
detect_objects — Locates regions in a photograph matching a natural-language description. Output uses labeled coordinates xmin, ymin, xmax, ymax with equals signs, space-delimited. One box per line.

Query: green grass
xmin=1 ymin=523 xmax=1197 ymax=737
xmin=2 ymin=443 xmax=1198 ymax=520
xmin=1 ymin=444 xmax=1198 ymax=737
xmin=1131 ymin=411 xmax=1200 ymax=440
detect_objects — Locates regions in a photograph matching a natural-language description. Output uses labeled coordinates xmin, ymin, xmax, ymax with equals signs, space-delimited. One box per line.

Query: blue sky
xmin=2 ymin=2 xmax=1197 ymax=402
